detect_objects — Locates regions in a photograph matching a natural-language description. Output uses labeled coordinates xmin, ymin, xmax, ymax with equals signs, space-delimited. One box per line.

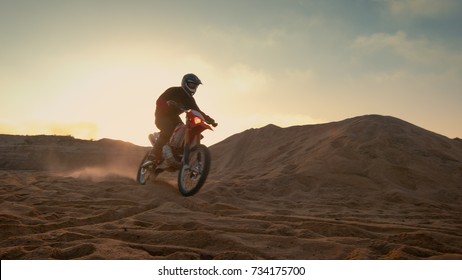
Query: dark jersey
xmin=155 ymin=87 xmax=208 ymax=119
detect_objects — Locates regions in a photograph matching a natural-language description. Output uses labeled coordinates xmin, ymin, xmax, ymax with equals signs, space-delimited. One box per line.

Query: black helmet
xmin=181 ymin=73 xmax=202 ymax=95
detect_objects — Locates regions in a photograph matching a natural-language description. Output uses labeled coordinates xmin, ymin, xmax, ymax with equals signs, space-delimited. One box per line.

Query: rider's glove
xmin=205 ymin=116 xmax=218 ymax=127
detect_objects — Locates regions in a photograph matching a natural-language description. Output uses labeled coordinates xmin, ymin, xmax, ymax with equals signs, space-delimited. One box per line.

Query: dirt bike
xmin=136 ymin=107 xmax=217 ymax=196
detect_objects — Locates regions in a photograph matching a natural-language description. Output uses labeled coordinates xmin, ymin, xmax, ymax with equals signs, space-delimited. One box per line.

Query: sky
xmin=1 ymin=0 xmax=461 ymax=146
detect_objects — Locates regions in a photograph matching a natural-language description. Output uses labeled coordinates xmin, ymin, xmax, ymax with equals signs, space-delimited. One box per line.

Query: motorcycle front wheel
xmin=178 ymin=144 xmax=211 ymax=196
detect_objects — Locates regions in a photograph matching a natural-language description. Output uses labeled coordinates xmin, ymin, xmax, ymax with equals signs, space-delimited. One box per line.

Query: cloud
xmin=351 ymin=31 xmax=462 ymax=70
xmin=348 ymin=30 xmax=462 ymax=104
xmin=385 ymin=0 xmax=460 ymax=18
xmin=352 ymin=31 xmax=427 ymax=62
xmin=225 ymin=63 xmax=268 ymax=95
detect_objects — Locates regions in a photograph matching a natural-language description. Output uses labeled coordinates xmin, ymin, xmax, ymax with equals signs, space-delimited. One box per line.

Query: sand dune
xmin=1 ymin=115 xmax=461 ymax=259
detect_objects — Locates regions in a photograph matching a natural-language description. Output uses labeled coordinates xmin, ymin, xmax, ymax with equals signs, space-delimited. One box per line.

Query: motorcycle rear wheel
xmin=178 ymin=144 xmax=211 ymax=196
xmin=136 ymin=151 xmax=153 ymax=185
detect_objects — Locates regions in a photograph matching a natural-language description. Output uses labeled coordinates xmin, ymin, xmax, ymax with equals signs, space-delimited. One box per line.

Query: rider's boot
xmin=145 ymin=133 xmax=162 ymax=163
xmin=147 ymin=149 xmax=160 ymax=162
xmin=149 ymin=141 xmax=164 ymax=164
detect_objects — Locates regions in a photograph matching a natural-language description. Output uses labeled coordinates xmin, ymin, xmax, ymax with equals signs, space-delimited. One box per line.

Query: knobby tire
xmin=136 ymin=151 xmax=152 ymax=185
xmin=178 ymin=144 xmax=211 ymax=196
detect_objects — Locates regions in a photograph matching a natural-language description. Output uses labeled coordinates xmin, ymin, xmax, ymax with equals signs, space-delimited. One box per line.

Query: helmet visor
xmin=187 ymin=82 xmax=200 ymax=90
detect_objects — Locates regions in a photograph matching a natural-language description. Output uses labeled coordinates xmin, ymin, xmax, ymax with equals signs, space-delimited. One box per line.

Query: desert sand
xmin=1 ymin=115 xmax=461 ymax=259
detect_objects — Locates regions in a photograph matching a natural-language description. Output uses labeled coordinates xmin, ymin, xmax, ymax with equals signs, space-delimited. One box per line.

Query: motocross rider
xmin=151 ymin=73 xmax=216 ymax=161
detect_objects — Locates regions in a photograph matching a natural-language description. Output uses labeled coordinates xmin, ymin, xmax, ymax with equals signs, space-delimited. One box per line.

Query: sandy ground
xmin=1 ymin=115 xmax=461 ymax=259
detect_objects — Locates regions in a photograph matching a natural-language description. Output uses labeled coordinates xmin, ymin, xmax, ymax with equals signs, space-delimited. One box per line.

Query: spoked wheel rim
xmin=137 ymin=152 xmax=154 ymax=185
xmin=178 ymin=145 xmax=210 ymax=196
xmin=138 ymin=165 xmax=150 ymax=184
xmin=181 ymin=150 xmax=204 ymax=191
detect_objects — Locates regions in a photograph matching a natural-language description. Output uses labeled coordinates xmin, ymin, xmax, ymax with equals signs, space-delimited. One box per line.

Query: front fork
xmin=182 ymin=127 xmax=201 ymax=169
xmin=182 ymin=142 xmax=190 ymax=167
